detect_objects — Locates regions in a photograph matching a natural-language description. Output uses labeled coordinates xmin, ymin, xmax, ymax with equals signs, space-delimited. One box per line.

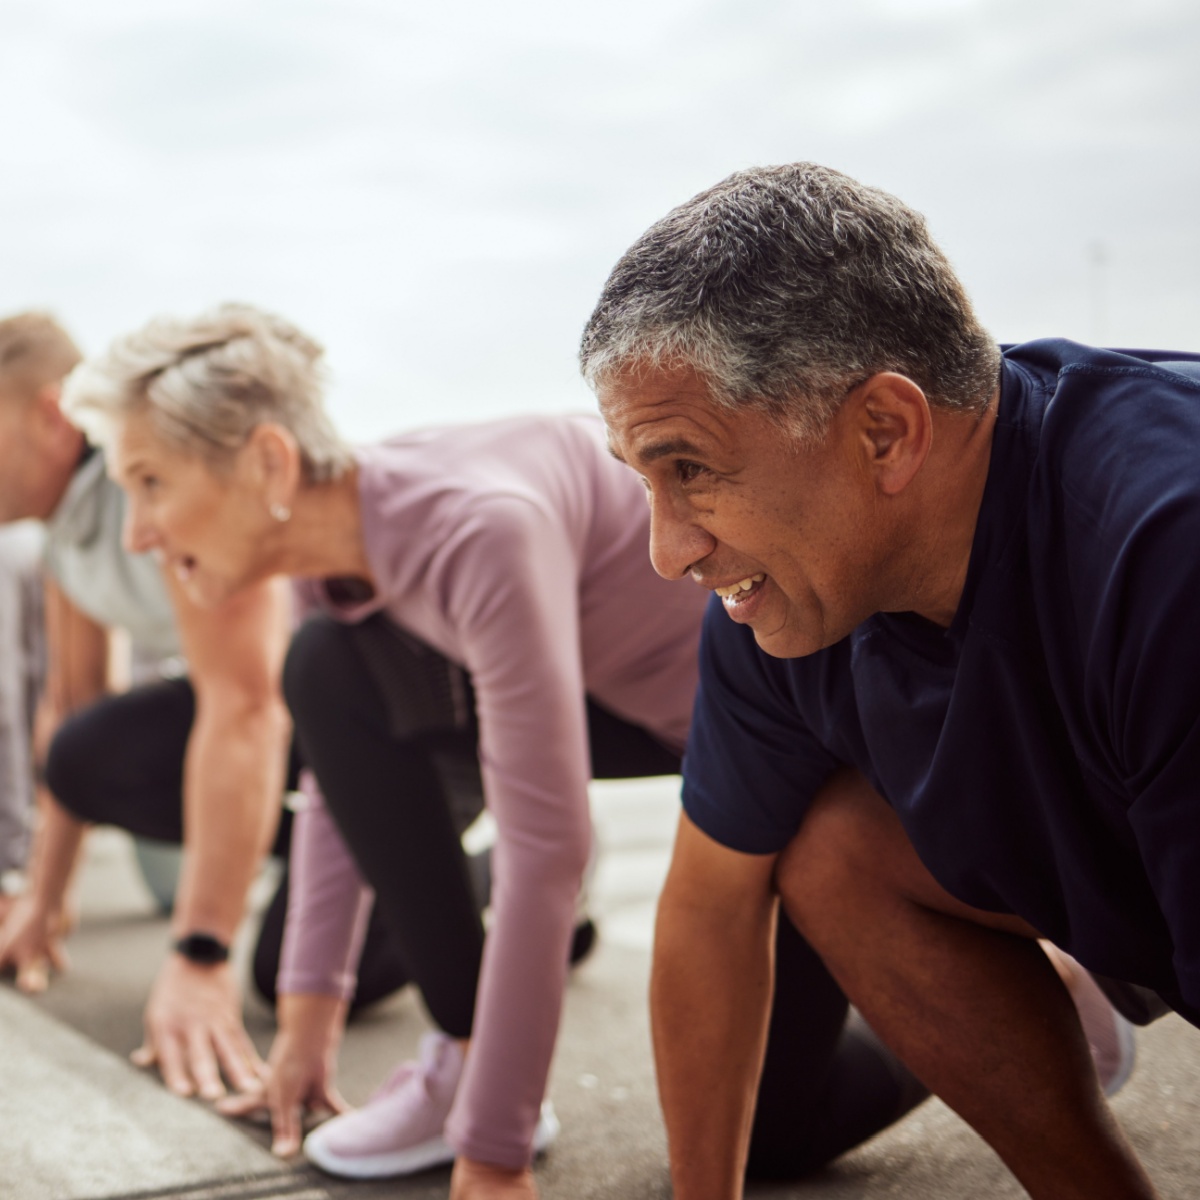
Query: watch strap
xmin=172 ymin=932 xmax=230 ymax=965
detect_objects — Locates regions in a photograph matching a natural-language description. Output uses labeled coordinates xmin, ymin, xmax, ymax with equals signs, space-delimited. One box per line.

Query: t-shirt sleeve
xmin=682 ymin=596 xmax=842 ymax=855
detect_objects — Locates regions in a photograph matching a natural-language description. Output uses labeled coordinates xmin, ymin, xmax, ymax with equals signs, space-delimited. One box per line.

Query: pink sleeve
xmin=439 ymin=500 xmax=593 ymax=1169
xmin=276 ymin=770 xmax=376 ymax=1001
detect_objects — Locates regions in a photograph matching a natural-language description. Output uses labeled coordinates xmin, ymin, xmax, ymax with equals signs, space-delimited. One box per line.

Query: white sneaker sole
xmin=304 ymin=1127 xmax=456 ymax=1179
xmin=1102 ymin=1011 xmax=1137 ymax=1099
xmin=303 ymin=1100 xmax=560 ymax=1180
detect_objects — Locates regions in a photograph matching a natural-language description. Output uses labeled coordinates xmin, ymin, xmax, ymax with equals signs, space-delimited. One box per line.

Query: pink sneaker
xmin=304 ymin=1033 xmax=463 ymax=1178
xmin=303 ymin=1032 xmax=562 ymax=1178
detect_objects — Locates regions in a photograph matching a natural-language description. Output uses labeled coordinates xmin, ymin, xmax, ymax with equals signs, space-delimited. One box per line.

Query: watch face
xmin=174 ymin=933 xmax=230 ymax=965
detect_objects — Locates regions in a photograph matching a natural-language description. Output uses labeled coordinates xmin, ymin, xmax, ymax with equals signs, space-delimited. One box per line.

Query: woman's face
xmin=112 ymin=409 xmax=277 ymax=608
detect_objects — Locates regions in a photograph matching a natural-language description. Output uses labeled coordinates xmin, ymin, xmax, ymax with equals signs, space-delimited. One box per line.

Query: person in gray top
xmin=0 ymin=521 xmax=44 ymax=904
xmin=0 ymin=311 xmax=293 ymax=1100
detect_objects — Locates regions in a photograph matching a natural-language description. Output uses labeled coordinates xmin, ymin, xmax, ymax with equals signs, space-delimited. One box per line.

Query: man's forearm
xmin=173 ymin=698 xmax=290 ymax=941
xmin=26 ymin=788 xmax=87 ymax=913
xmin=650 ymin=894 xmax=777 ymax=1200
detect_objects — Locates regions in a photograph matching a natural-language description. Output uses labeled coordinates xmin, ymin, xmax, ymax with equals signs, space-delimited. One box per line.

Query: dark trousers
xmin=43 ymin=675 xmax=408 ymax=1012
xmin=284 ymin=615 xmax=928 ymax=1178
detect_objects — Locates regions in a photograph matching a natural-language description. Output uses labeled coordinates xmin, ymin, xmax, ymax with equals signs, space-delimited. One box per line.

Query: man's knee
xmin=43 ymin=714 xmax=100 ymax=821
xmin=777 ymin=770 xmax=1040 ymax=940
xmin=775 ymin=770 xmax=899 ymax=927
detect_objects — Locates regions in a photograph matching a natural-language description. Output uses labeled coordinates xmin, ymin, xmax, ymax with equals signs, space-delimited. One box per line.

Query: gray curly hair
xmin=63 ymin=303 xmax=352 ymax=483
xmin=580 ymin=163 xmax=1000 ymax=442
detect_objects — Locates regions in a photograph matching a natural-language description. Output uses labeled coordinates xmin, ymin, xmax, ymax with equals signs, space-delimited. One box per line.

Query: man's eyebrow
xmin=607 ymin=437 xmax=704 ymax=466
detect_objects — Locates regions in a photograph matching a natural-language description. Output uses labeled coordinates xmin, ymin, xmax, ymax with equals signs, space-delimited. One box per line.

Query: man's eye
xmin=677 ymin=461 xmax=707 ymax=484
xmin=142 ymin=475 xmax=160 ymax=492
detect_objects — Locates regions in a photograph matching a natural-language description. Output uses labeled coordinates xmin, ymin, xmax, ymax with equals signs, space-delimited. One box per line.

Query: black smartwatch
xmin=173 ymin=932 xmax=231 ymax=965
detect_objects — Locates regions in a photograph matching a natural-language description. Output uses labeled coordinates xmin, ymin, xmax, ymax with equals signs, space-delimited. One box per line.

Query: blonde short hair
xmin=63 ymin=304 xmax=352 ymax=483
xmin=0 ymin=312 xmax=82 ymax=398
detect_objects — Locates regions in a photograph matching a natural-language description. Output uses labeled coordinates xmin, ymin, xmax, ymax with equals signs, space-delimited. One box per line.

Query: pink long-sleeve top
xmin=279 ymin=413 xmax=706 ymax=1168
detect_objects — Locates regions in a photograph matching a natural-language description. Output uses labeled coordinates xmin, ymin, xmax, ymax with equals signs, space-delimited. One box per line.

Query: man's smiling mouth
xmin=714 ymin=573 xmax=765 ymax=599
xmin=713 ymin=573 xmax=767 ymax=613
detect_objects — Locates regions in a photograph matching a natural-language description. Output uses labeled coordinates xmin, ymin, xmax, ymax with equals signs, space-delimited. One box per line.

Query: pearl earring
xmin=270 ymin=503 xmax=291 ymax=523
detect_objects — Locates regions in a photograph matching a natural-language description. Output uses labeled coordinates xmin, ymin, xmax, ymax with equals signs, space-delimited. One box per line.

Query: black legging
xmin=42 ymin=676 xmax=409 ymax=1013
xmin=284 ymin=615 xmax=927 ymax=1179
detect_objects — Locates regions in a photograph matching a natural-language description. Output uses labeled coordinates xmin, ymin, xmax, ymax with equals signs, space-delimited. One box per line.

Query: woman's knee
xmin=282 ymin=617 xmax=359 ymax=723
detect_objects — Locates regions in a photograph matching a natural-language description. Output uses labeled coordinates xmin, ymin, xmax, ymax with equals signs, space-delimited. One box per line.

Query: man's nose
xmin=647 ymin=490 xmax=715 ymax=581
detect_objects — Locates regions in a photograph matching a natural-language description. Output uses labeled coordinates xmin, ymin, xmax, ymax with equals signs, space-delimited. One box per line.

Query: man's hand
xmin=450 ymin=1158 xmax=538 ymax=1200
xmin=0 ymin=894 xmax=71 ymax=993
xmin=131 ymin=954 xmax=264 ymax=1099
xmin=217 ymin=994 xmax=349 ymax=1156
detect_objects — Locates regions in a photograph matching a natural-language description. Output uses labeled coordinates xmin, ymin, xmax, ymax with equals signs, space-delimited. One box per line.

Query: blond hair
xmin=63 ymin=303 xmax=352 ymax=483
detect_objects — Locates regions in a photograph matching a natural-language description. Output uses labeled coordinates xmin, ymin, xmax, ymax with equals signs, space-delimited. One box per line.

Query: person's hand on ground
xmin=451 ymin=1158 xmax=539 ymax=1200
xmin=0 ymin=894 xmax=71 ymax=993
xmin=217 ymin=1020 xmax=349 ymax=1156
xmin=131 ymin=954 xmax=265 ymax=1100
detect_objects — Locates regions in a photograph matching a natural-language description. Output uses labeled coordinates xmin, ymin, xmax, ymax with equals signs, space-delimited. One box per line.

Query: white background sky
xmin=2 ymin=0 xmax=1197 ymax=439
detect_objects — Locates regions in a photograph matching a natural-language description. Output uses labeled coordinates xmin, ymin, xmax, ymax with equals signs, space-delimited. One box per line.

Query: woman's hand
xmin=450 ymin=1157 xmax=539 ymax=1200
xmin=217 ymin=993 xmax=349 ymax=1156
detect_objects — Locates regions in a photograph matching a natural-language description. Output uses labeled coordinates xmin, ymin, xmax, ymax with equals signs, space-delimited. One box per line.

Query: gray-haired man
xmin=584 ymin=163 xmax=1199 ymax=1199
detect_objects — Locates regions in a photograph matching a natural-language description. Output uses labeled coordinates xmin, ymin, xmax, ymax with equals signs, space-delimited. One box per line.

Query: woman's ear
xmin=244 ymin=422 xmax=302 ymax=510
xmin=850 ymin=373 xmax=932 ymax=497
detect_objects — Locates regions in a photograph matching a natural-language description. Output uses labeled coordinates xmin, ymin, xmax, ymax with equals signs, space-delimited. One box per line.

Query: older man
xmin=584 ymin=163 xmax=1198 ymax=1199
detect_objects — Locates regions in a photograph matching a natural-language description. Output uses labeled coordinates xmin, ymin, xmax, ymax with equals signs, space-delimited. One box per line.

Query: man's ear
xmin=32 ymin=381 xmax=65 ymax=424
xmin=29 ymin=380 xmax=79 ymax=446
xmin=851 ymin=372 xmax=932 ymax=497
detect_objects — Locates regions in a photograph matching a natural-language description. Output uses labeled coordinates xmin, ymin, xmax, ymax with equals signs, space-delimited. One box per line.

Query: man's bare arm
xmin=0 ymin=578 xmax=108 ymax=988
xmin=651 ymin=811 xmax=778 ymax=1200
xmin=26 ymin=573 xmax=109 ymax=923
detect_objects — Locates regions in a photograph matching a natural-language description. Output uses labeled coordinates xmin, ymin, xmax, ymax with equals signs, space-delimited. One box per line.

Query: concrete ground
xmin=4 ymin=777 xmax=1199 ymax=1199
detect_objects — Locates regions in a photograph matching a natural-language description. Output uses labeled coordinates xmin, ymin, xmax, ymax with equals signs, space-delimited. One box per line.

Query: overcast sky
xmin=2 ymin=0 xmax=1197 ymax=439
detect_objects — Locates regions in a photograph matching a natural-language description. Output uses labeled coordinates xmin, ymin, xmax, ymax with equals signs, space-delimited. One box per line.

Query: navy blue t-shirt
xmin=682 ymin=339 xmax=1200 ymax=1026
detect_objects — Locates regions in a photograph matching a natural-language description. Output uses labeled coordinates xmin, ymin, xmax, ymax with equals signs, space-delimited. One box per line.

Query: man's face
xmin=0 ymin=389 xmax=46 ymax=523
xmin=600 ymin=364 xmax=888 ymax=658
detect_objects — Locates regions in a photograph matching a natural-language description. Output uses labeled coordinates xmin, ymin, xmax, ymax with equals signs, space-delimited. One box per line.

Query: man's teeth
xmin=715 ymin=573 xmax=765 ymax=599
